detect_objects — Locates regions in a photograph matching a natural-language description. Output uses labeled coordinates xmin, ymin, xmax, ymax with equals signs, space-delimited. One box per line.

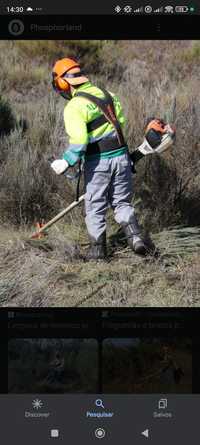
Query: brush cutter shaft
xmin=34 ymin=195 xmax=85 ymax=235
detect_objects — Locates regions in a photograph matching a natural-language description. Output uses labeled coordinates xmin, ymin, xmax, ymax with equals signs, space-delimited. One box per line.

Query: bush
xmin=0 ymin=95 xmax=16 ymax=136
xmin=15 ymin=40 xmax=103 ymax=73
xmin=0 ymin=96 xmax=80 ymax=225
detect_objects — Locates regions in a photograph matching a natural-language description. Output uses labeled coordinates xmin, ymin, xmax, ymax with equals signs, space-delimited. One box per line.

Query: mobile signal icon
xmin=133 ymin=6 xmax=143 ymax=13
xmin=154 ymin=7 xmax=163 ymax=13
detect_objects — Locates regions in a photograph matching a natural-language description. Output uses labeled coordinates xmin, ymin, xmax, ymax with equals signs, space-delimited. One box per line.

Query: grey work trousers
xmin=84 ymin=152 xmax=140 ymax=241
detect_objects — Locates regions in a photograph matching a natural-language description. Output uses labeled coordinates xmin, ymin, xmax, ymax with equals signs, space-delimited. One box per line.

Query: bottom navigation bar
xmin=0 ymin=395 xmax=198 ymax=444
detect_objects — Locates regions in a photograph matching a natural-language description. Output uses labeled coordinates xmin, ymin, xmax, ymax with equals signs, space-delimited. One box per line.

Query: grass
xmin=0 ymin=225 xmax=199 ymax=307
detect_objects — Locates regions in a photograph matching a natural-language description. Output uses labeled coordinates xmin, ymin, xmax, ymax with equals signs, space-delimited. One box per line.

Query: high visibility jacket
xmin=62 ymin=82 xmax=127 ymax=166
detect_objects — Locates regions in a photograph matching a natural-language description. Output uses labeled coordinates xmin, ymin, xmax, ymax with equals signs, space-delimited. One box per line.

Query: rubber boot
xmin=123 ymin=224 xmax=147 ymax=255
xmin=86 ymin=232 xmax=107 ymax=260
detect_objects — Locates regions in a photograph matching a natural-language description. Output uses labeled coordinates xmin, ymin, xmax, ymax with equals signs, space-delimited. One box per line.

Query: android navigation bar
xmin=0 ymin=395 xmax=199 ymax=444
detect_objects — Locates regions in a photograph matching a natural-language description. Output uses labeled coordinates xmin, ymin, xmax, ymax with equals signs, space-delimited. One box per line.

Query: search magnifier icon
xmin=95 ymin=399 xmax=105 ymax=409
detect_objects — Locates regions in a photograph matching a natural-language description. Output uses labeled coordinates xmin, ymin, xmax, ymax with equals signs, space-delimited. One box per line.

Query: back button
xmin=141 ymin=429 xmax=149 ymax=438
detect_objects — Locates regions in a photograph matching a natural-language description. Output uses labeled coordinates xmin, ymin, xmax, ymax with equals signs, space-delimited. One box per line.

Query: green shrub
xmin=181 ymin=41 xmax=200 ymax=63
xmin=0 ymin=95 xmax=16 ymax=136
xmin=15 ymin=40 xmax=103 ymax=74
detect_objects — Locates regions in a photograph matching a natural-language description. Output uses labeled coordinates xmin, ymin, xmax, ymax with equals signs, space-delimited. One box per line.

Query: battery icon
xmin=175 ymin=6 xmax=189 ymax=12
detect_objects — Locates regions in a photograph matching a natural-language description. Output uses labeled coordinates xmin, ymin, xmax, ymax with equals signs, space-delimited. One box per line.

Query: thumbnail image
xmin=102 ymin=338 xmax=192 ymax=393
xmin=8 ymin=338 xmax=98 ymax=393
xmin=0 ymin=40 xmax=199 ymax=307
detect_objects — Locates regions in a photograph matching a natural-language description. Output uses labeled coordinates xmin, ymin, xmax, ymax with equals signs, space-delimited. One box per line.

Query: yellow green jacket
xmin=62 ymin=82 xmax=127 ymax=166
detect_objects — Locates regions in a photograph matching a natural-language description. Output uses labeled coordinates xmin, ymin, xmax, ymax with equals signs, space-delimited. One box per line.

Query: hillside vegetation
xmin=0 ymin=40 xmax=200 ymax=307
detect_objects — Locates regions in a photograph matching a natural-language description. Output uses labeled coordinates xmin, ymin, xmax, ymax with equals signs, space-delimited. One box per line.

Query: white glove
xmin=51 ymin=159 xmax=69 ymax=175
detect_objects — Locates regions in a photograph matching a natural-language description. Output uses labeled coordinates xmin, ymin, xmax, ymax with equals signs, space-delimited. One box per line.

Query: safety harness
xmin=76 ymin=87 xmax=127 ymax=157
xmin=56 ymin=87 xmax=127 ymax=201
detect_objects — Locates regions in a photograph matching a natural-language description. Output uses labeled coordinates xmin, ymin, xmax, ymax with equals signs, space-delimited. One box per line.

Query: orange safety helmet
xmin=52 ymin=58 xmax=89 ymax=93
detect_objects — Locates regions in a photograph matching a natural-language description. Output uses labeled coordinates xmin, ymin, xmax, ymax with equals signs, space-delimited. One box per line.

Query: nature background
xmin=0 ymin=40 xmax=200 ymax=306
xmin=103 ymin=337 xmax=192 ymax=393
xmin=8 ymin=338 xmax=98 ymax=393
xmin=8 ymin=337 xmax=192 ymax=394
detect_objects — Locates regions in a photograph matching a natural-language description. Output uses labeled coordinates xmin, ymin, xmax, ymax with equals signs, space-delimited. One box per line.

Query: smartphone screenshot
xmin=0 ymin=0 xmax=199 ymax=443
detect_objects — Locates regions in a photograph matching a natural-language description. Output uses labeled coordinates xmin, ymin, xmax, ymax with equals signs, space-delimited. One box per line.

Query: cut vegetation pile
xmin=0 ymin=226 xmax=199 ymax=307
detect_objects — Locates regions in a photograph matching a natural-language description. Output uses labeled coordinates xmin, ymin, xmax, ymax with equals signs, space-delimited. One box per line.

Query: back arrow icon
xmin=141 ymin=429 xmax=149 ymax=438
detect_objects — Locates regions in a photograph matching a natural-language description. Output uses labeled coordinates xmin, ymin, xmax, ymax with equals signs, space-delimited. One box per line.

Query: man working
xmin=51 ymin=57 xmax=174 ymax=260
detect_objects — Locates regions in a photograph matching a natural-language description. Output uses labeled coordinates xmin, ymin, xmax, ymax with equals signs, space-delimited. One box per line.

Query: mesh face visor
xmin=52 ymin=70 xmax=84 ymax=87
xmin=63 ymin=71 xmax=85 ymax=79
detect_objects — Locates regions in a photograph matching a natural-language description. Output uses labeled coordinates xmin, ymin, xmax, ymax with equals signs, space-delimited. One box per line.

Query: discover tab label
xmin=25 ymin=411 xmax=50 ymax=418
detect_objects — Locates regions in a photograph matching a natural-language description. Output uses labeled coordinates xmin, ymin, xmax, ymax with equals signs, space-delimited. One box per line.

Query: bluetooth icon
xmin=115 ymin=5 xmax=121 ymax=13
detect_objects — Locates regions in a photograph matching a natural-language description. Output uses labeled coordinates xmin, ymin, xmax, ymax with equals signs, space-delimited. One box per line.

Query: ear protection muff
xmin=52 ymin=72 xmax=70 ymax=93
xmin=52 ymin=70 xmax=86 ymax=93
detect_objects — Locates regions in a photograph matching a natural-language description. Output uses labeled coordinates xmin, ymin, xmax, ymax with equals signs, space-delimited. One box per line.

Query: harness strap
xmin=87 ymin=114 xmax=108 ymax=132
xmin=86 ymin=135 xmax=127 ymax=157
xmin=76 ymin=87 xmax=126 ymax=146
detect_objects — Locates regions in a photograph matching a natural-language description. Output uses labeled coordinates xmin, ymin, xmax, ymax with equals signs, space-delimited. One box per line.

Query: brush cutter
xmin=31 ymin=194 xmax=85 ymax=239
xmin=31 ymin=118 xmax=175 ymax=239
xmin=31 ymin=156 xmax=84 ymax=239
xmin=130 ymin=118 xmax=176 ymax=167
